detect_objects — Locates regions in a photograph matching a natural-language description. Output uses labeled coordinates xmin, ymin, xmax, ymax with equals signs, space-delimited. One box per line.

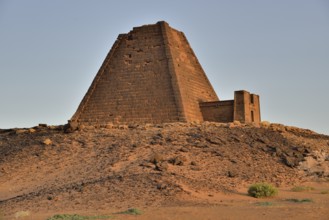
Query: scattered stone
xmin=106 ymin=123 xmax=114 ymax=129
xmin=139 ymin=162 xmax=155 ymax=169
xmin=150 ymin=153 xmax=164 ymax=165
xmin=157 ymin=183 xmax=167 ymax=190
xmin=118 ymin=125 xmax=128 ymax=130
xmin=155 ymin=162 xmax=168 ymax=171
xmin=275 ymin=147 xmax=283 ymax=156
xmin=233 ymin=120 xmax=241 ymax=126
xmin=28 ymin=128 xmax=36 ymax=133
xmin=1 ymin=120 xmax=328 ymax=214
xmin=171 ymin=155 xmax=187 ymax=166
xmin=283 ymin=156 xmax=298 ymax=167
xmin=64 ymin=121 xmax=78 ymax=133
xmin=227 ymin=170 xmax=237 ymax=178
xmin=43 ymin=138 xmax=52 ymax=145
xmin=128 ymin=124 xmax=138 ymax=129
xmin=229 ymin=123 xmax=235 ymax=128
xmin=257 ymin=137 xmax=269 ymax=144
xmin=260 ymin=121 xmax=271 ymax=128
xmin=180 ymin=147 xmax=189 ymax=152
xmin=78 ymin=124 xmax=85 ymax=130
xmin=15 ymin=129 xmax=27 ymax=134
xmin=230 ymin=159 xmax=238 ymax=164
xmin=191 ymin=166 xmax=202 ymax=171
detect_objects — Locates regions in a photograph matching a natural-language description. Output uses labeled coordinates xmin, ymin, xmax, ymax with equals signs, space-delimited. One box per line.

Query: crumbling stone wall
xmin=200 ymin=90 xmax=261 ymax=124
xmin=200 ymin=101 xmax=234 ymax=123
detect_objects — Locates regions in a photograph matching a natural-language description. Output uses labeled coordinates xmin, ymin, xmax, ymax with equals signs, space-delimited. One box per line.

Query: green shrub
xmin=320 ymin=190 xmax=329 ymax=194
xmin=248 ymin=183 xmax=278 ymax=198
xmin=291 ymin=186 xmax=314 ymax=192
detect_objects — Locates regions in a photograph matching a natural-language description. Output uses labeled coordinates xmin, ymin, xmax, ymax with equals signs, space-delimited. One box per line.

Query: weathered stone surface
xmin=71 ymin=21 xmax=218 ymax=126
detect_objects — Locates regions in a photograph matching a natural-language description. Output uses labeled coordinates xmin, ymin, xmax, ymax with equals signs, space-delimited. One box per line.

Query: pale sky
xmin=0 ymin=0 xmax=328 ymax=134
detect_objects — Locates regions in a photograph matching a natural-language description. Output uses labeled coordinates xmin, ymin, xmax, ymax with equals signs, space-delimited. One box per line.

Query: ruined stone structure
xmin=200 ymin=90 xmax=261 ymax=124
xmin=70 ymin=21 xmax=261 ymax=125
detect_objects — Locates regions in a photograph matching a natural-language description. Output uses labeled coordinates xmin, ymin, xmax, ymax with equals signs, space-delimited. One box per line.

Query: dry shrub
xmin=248 ymin=183 xmax=278 ymax=198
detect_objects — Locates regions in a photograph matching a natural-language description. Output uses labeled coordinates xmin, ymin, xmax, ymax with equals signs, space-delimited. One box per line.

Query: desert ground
xmin=1 ymin=122 xmax=328 ymax=219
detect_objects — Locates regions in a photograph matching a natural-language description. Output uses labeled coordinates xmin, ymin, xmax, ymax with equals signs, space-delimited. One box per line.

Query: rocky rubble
xmin=0 ymin=122 xmax=328 ymax=215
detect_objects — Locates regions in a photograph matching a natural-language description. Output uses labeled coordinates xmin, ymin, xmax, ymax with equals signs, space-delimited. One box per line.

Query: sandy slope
xmin=0 ymin=122 xmax=328 ymax=219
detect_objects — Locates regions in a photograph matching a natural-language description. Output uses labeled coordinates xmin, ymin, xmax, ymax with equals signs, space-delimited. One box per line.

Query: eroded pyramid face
xmin=71 ymin=21 xmax=218 ymax=125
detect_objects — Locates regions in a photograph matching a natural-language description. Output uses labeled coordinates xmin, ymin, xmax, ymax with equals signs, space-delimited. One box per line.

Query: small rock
xmin=275 ymin=147 xmax=283 ymax=156
xmin=229 ymin=123 xmax=235 ymax=128
xmin=118 ymin=124 xmax=128 ymax=130
xmin=64 ymin=121 xmax=78 ymax=133
xmin=283 ymin=156 xmax=297 ymax=167
xmin=28 ymin=128 xmax=36 ymax=133
xmin=106 ymin=123 xmax=114 ymax=129
xmin=285 ymin=151 xmax=294 ymax=157
xmin=78 ymin=124 xmax=85 ymax=130
xmin=157 ymin=183 xmax=167 ymax=190
xmin=227 ymin=170 xmax=237 ymax=178
xmin=171 ymin=155 xmax=187 ymax=166
xmin=230 ymin=159 xmax=237 ymax=164
xmin=191 ymin=166 xmax=201 ymax=171
xmin=260 ymin=121 xmax=271 ymax=128
xmin=15 ymin=129 xmax=27 ymax=134
xmin=43 ymin=138 xmax=52 ymax=145
xmin=139 ymin=162 xmax=154 ymax=169
xmin=128 ymin=124 xmax=138 ymax=129
xmin=257 ymin=137 xmax=269 ymax=144
xmin=155 ymin=162 xmax=168 ymax=171
xmin=150 ymin=153 xmax=164 ymax=164
xmin=180 ymin=147 xmax=189 ymax=152
xmin=233 ymin=120 xmax=241 ymax=126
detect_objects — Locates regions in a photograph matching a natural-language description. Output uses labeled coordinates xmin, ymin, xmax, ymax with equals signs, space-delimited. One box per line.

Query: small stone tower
xmin=70 ymin=21 xmax=261 ymax=126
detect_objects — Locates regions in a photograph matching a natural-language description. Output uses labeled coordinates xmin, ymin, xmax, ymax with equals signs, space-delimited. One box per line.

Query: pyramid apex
xmin=156 ymin=20 xmax=169 ymax=26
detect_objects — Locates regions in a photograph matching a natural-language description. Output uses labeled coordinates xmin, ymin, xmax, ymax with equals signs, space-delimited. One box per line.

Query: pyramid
xmin=70 ymin=21 xmax=219 ymax=125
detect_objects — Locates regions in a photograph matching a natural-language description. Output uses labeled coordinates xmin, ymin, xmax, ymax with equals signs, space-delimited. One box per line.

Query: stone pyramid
xmin=70 ymin=21 xmax=219 ymax=125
